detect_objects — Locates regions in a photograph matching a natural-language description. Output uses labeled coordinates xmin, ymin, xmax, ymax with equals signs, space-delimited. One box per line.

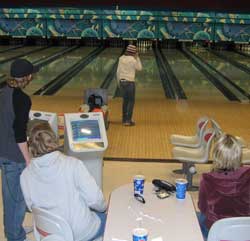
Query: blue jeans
xmin=120 ymin=81 xmax=135 ymax=123
xmin=197 ymin=212 xmax=209 ymax=241
xmin=89 ymin=212 xmax=107 ymax=241
xmin=1 ymin=160 xmax=26 ymax=241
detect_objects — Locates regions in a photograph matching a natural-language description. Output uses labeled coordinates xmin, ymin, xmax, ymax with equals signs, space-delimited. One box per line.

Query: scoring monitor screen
xmin=71 ymin=120 xmax=101 ymax=142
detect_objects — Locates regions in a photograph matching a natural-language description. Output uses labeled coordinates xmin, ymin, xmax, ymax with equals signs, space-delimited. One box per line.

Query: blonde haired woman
xmin=198 ymin=134 xmax=250 ymax=239
xmin=0 ymin=58 xmax=39 ymax=241
xmin=21 ymin=122 xmax=107 ymax=241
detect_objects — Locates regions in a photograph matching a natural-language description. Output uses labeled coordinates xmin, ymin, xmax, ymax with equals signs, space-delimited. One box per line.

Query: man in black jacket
xmin=0 ymin=59 xmax=39 ymax=241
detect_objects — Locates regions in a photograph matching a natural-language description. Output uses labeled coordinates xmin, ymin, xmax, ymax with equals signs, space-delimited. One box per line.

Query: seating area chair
xmin=211 ymin=118 xmax=250 ymax=164
xmin=172 ymin=128 xmax=216 ymax=191
xmin=207 ymin=217 xmax=250 ymax=241
xmin=42 ymin=234 xmax=66 ymax=241
xmin=32 ymin=206 xmax=74 ymax=241
xmin=242 ymin=148 xmax=250 ymax=164
xmin=211 ymin=118 xmax=246 ymax=147
xmin=171 ymin=116 xmax=210 ymax=174
xmin=170 ymin=116 xmax=209 ymax=148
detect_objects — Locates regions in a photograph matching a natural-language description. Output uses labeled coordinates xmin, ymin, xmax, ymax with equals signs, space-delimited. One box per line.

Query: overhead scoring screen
xmin=71 ymin=120 xmax=101 ymax=142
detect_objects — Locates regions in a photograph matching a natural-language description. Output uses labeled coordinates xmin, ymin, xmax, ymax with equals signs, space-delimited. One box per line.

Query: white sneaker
xmin=24 ymin=226 xmax=33 ymax=234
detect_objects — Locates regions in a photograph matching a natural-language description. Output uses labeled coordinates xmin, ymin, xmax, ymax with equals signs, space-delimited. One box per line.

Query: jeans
xmin=120 ymin=81 xmax=135 ymax=123
xmin=197 ymin=212 xmax=209 ymax=241
xmin=1 ymin=160 xmax=26 ymax=241
xmin=89 ymin=212 xmax=107 ymax=241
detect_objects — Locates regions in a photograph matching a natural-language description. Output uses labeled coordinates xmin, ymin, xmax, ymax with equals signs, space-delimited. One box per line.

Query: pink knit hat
xmin=125 ymin=45 xmax=137 ymax=56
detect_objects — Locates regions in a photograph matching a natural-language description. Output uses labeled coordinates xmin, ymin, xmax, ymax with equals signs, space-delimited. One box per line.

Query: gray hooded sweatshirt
xmin=20 ymin=151 xmax=106 ymax=241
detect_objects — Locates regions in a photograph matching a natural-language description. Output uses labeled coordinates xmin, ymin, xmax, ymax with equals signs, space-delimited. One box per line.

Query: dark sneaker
xmin=130 ymin=121 xmax=135 ymax=126
xmin=123 ymin=121 xmax=135 ymax=126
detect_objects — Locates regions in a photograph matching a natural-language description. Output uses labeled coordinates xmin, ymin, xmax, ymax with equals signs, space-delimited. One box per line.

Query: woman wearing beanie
xmin=117 ymin=44 xmax=142 ymax=126
xmin=0 ymin=58 xmax=39 ymax=241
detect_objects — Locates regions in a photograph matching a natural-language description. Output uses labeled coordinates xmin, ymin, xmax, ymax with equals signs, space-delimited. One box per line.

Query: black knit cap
xmin=10 ymin=59 xmax=39 ymax=78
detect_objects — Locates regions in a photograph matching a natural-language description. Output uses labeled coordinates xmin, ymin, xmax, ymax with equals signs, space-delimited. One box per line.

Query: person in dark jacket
xmin=198 ymin=134 xmax=250 ymax=239
xmin=0 ymin=59 xmax=39 ymax=241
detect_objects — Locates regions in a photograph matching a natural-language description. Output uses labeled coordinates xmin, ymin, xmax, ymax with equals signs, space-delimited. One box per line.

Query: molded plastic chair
xmin=211 ymin=118 xmax=246 ymax=147
xmin=242 ymin=148 xmax=250 ymax=164
xmin=172 ymin=128 xmax=216 ymax=191
xmin=42 ymin=234 xmax=66 ymax=241
xmin=170 ymin=116 xmax=209 ymax=148
xmin=207 ymin=217 xmax=250 ymax=241
xmin=32 ymin=206 xmax=74 ymax=241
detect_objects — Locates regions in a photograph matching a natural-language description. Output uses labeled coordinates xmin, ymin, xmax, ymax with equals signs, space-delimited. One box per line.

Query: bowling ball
xmin=137 ymin=29 xmax=155 ymax=38
xmin=193 ymin=31 xmax=210 ymax=41
xmin=26 ymin=27 xmax=43 ymax=36
xmin=81 ymin=28 xmax=98 ymax=37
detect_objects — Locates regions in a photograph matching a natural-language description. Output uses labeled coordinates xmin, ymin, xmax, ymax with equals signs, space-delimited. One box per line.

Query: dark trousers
xmin=197 ymin=212 xmax=209 ymax=240
xmin=120 ymin=81 xmax=135 ymax=123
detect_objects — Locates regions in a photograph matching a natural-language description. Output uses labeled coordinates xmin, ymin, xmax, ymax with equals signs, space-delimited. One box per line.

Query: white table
xmin=104 ymin=183 xmax=204 ymax=241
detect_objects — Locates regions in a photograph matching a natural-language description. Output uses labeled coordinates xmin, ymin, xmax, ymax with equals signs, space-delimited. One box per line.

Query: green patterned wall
xmin=0 ymin=8 xmax=249 ymax=42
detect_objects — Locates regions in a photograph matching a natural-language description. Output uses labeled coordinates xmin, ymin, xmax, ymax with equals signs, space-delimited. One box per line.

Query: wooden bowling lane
xmin=31 ymin=95 xmax=250 ymax=161
xmin=0 ymin=46 xmax=42 ymax=61
xmin=221 ymin=50 xmax=250 ymax=68
xmin=0 ymin=47 xmax=66 ymax=79
xmin=0 ymin=46 xmax=42 ymax=75
xmin=55 ymin=48 xmax=122 ymax=97
xmin=24 ymin=46 xmax=67 ymax=63
xmin=24 ymin=47 xmax=94 ymax=95
xmin=193 ymin=48 xmax=250 ymax=95
xmin=162 ymin=49 xmax=227 ymax=101
xmin=0 ymin=45 xmax=21 ymax=52
xmin=136 ymin=50 xmax=166 ymax=99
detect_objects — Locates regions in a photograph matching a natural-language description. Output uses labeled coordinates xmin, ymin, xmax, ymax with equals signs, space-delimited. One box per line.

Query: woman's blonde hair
xmin=212 ymin=134 xmax=242 ymax=172
xmin=7 ymin=75 xmax=31 ymax=88
xmin=28 ymin=121 xmax=59 ymax=158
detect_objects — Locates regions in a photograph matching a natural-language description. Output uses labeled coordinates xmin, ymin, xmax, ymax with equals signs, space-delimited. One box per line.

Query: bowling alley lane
xmin=0 ymin=45 xmax=20 ymax=51
xmin=55 ymin=48 xmax=122 ymax=97
xmin=193 ymin=48 xmax=250 ymax=95
xmin=221 ymin=51 xmax=250 ymax=68
xmin=24 ymin=47 xmax=95 ymax=95
xmin=0 ymin=46 xmax=66 ymax=78
xmin=0 ymin=46 xmax=42 ymax=62
xmin=135 ymin=50 xmax=165 ymax=99
xmin=24 ymin=46 xmax=67 ymax=63
xmin=162 ymin=49 xmax=227 ymax=101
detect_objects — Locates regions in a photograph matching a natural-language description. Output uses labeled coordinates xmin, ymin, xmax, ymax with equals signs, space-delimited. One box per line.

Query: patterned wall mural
xmin=0 ymin=8 xmax=249 ymax=42
xmin=159 ymin=22 xmax=213 ymax=41
xmin=0 ymin=19 xmax=45 ymax=37
xmin=215 ymin=24 xmax=250 ymax=42
xmin=103 ymin=20 xmax=157 ymax=39
xmin=47 ymin=19 xmax=101 ymax=38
